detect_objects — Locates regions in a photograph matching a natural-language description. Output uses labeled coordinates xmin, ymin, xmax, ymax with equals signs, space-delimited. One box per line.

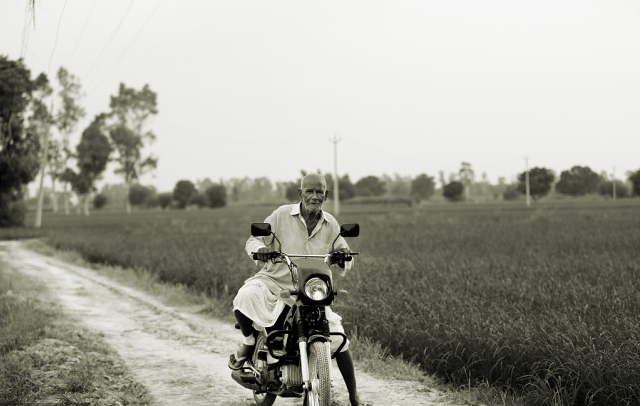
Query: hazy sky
xmin=2 ymin=0 xmax=639 ymax=192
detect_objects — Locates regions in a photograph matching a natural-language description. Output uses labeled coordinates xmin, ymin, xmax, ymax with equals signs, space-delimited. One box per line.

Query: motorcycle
xmin=231 ymin=222 xmax=360 ymax=406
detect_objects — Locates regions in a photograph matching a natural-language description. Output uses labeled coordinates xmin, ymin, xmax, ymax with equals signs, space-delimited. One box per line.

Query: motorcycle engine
xmin=280 ymin=364 xmax=302 ymax=386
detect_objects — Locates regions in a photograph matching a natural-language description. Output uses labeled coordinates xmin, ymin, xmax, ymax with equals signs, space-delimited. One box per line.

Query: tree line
xmin=0 ymin=55 xmax=157 ymax=226
xmin=97 ymin=164 xmax=639 ymax=211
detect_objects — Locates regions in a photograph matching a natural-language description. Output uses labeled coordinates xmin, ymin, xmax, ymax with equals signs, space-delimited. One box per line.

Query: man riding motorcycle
xmin=229 ymin=173 xmax=370 ymax=406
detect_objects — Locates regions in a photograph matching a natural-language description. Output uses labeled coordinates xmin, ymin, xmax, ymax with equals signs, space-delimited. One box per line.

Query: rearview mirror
xmin=251 ymin=223 xmax=272 ymax=237
xmin=340 ymin=223 xmax=359 ymax=238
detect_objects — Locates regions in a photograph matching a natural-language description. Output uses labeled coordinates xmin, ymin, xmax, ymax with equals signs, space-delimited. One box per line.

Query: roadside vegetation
xmin=0 ymin=256 xmax=152 ymax=405
xmin=12 ymin=199 xmax=639 ymax=406
xmin=22 ymin=239 xmax=506 ymax=406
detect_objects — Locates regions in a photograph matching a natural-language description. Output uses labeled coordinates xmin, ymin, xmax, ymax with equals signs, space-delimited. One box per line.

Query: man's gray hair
xmin=300 ymin=173 xmax=327 ymax=190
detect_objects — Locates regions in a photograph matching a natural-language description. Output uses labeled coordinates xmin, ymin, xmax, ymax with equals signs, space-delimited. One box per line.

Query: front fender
xmin=307 ymin=334 xmax=328 ymax=344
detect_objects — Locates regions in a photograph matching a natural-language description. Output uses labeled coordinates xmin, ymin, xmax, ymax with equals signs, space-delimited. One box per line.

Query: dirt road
xmin=1 ymin=240 xmax=456 ymax=406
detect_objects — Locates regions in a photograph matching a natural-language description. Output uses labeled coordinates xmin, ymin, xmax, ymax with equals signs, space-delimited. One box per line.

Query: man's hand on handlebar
xmin=253 ymin=247 xmax=278 ymax=262
xmin=329 ymin=248 xmax=352 ymax=268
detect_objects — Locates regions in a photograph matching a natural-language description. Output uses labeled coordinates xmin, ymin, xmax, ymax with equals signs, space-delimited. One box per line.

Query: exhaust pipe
xmin=231 ymin=369 xmax=262 ymax=391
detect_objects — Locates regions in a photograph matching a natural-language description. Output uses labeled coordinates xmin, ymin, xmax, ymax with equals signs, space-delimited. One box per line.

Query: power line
xmin=47 ymin=0 xmax=69 ymax=76
xmin=20 ymin=2 xmax=29 ymax=57
xmin=87 ymin=0 xmax=166 ymax=96
xmin=20 ymin=1 xmax=36 ymax=58
xmin=68 ymin=0 xmax=97 ymax=66
xmin=84 ymin=0 xmax=136 ymax=81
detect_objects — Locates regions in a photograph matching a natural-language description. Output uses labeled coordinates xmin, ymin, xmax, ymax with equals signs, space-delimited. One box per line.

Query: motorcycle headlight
xmin=304 ymin=277 xmax=329 ymax=301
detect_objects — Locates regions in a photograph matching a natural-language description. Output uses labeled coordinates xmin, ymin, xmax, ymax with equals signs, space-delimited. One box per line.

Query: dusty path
xmin=1 ymin=240 xmax=455 ymax=406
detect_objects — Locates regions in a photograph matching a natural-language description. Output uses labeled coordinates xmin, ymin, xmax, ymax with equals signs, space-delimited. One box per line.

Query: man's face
xmin=299 ymin=178 xmax=328 ymax=215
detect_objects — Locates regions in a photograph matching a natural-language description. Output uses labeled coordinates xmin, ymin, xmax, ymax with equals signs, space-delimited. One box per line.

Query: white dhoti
xmin=233 ymin=278 xmax=349 ymax=353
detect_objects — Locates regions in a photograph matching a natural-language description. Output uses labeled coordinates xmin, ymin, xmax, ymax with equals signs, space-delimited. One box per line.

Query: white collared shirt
xmin=244 ymin=202 xmax=353 ymax=292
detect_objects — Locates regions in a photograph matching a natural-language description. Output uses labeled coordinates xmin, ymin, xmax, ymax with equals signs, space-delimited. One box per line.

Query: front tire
xmin=304 ymin=341 xmax=331 ymax=406
xmin=252 ymin=333 xmax=276 ymax=406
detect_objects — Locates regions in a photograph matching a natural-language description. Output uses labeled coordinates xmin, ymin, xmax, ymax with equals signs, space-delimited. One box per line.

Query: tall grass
xmin=32 ymin=200 xmax=640 ymax=405
xmin=0 ymin=284 xmax=53 ymax=405
xmin=336 ymin=203 xmax=639 ymax=405
xmin=0 ymin=225 xmax=44 ymax=241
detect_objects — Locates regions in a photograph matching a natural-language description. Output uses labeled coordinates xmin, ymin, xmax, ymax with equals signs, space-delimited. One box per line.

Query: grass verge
xmin=0 ymin=252 xmax=153 ymax=406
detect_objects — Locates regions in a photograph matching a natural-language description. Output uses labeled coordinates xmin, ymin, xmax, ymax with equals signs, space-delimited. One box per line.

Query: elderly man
xmin=229 ymin=173 xmax=369 ymax=406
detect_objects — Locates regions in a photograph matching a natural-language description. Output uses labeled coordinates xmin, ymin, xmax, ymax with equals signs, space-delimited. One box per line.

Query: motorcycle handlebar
xmin=251 ymin=252 xmax=360 ymax=260
xmin=252 ymin=252 xmax=281 ymax=261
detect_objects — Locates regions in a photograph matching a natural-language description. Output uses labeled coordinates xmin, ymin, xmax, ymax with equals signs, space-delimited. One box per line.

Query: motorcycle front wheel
xmin=304 ymin=341 xmax=331 ymax=406
xmin=252 ymin=333 xmax=277 ymax=406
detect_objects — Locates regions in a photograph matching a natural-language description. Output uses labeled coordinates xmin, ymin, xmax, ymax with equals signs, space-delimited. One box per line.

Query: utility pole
xmin=612 ymin=166 xmax=616 ymax=200
xmin=35 ymin=104 xmax=53 ymax=228
xmin=525 ymin=157 xmax=531 ymax=207
xmin=329 ymin=135 xmax=341 ymax=216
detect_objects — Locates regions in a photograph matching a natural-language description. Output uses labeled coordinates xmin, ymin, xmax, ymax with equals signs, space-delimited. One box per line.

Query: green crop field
xmin=7 ymin=200 xmax=639 ymax=405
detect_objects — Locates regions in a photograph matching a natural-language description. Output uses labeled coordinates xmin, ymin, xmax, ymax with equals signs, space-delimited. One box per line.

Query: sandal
xmin=227 ymin=343 xmax=255 ymax=370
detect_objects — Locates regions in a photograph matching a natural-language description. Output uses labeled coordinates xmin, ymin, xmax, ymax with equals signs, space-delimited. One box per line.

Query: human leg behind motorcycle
xmin=229 ymin=280 xmax=286 ymax=369
xmin=228 ymin=310 xmax=257 ymax=369
xmin=326 ymin=307 xmax=371 ymax=406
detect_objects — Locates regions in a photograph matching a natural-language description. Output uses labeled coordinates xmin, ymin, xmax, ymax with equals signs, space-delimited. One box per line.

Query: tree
xmin=598 ymin=180 xmax=629 ymax=198
xmin=77 ymin=115 xmax=111 ymax=179
xmin=205 ymin=184 xmax=227 ymax=208
xmin=494 ymin=177 xmax=509 ymax=200
xmin=197 ymin=177 xmax=215 ymax=193
xmin=66 ymin=114 xmax=111 ymax=215
xmin=355 ymin=175 xmax=385 ymax=197
xmin=628 ymin=170 xmax=640 ymax=196
xmin=556 ymin=166 xmax=602 ymax=196
xmin=67 ymin=171 xmax=92 ymax=214
xmin=209 ymin=177 xmax=256 ymax=203
xmin=252 ymin=177 xmax=274 ymax=202
xmin=443 ymin=181 xmax=464 ymax=202
xmin=517 ymin=167 xmax=555 ymax=200
xmin=410 ymin=173 xmax=435 ymax=203
xmin=382 ymin=173 xmax=411 ymax=198
xmin=459 ymin=162 xmax=474 ymax=201
xmin=325 ymin=173 xmax=356 ymax=201
xmin=0 ymin=56 xmax=40 ymax=226
xmin=158 ymin=192 xmax=173 ymax=209
xmin=55 ymin=67 xmax=85 ymax=215
xmin=100 ymin=183 xmax=128 ymax=208
xmin=471 ymin=172 xmax=493 ymax=201
xmin=438 ymin=171 xmax=447 ymax=190
xmin=93 ymin=193 xmax=107 ymax=209
xmin=128 ymin=184 xmax=155 ymax=207
xmin=189 ymin=192 xmax=209 ymax=208
xmin=503 ymin=184 xmax=520 ymax=200
xmin=109 ymin=83 xmax=158 ymax=213
xmin=338 ymin=175 xmax=356 ymax=201
xmin=173 ymin=180 xmax=196 ymax=209
xmin=283 ymin=171 xmax=308 ymax=202
xmin=285 ymin=182 xmax=299 ymax=202
xmin=231 ymin=183 xmax=240 ymax=202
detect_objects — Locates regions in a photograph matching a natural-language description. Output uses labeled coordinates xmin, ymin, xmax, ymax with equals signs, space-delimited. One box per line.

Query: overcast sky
xmin=2 ymin=0 xmax=639 ymax=192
